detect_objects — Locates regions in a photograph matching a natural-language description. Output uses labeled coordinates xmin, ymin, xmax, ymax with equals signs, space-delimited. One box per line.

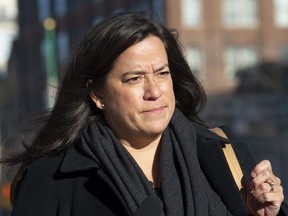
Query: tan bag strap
xmin=210 ymin=128 xmax=244 ymax=190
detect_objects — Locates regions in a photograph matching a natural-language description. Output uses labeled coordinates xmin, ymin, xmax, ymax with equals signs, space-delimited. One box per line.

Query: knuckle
xmin=280 ymin=193 xmax=285 ymax=202
xmin=262 ymin=169 xmax=270 ymax=178
xmin=251 ymin=179 xmax=259 ymax=188
xmin=275 ymin=177 xmax=281 ymax=185
xmin=255 ymin=163 xmax=262 ymax=171
xmin=267 ymin=160 xmax=271 ymax=166
xmin=262 ymin=193 xmax=269 ymax=200
xmin=278 ymin=186 xmax=283 ymax=193
xmin=263 ymin=159 xmax=271 ymax=167
xmin=259 ymin=184 xmax=266 ymax=191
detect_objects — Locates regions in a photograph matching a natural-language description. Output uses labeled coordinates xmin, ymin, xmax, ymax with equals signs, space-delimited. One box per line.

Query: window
xmin=54 ymin=0 xmax=68 ymax=18
xmin=180 ymin=0 xmax=202 ymax=27
xmin=185 ymin=46 xmax=204 ymax=78
xmin=0 ymin=35 xmax=14 ymax=77
xmin=0 ymin=6 xmax=5 ymax=19
xmin=224 ymin=47 xmax=258 ymax=80
xmin=279 ymin=46 xmax=288 ymax=61
xmin=57 ymin=31 xmax=70 ymax=62
xmin=37 ymin=0 xmax=51 ymax=22
xmin=274 ymin=0 xmax=288 ymax=27
xmin=0 ymin=1 xmax=18 ymax=20
xmin=222 ymin=0 xmax=257 ymax=27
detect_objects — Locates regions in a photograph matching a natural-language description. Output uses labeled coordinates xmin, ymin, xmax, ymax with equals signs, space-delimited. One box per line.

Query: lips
xmin=142 ymin=106 xmax=166 ymax=113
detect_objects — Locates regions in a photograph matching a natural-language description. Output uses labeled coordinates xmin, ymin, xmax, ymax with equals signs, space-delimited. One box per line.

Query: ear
xmin=90 ymin=90 xmax=105 ymax=110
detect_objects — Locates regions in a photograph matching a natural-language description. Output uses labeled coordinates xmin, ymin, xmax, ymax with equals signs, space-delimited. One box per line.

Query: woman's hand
xmin=247 ymin=160 xmax=284 ymax=216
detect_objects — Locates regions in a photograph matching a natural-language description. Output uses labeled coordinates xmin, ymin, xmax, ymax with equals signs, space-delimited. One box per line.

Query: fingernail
xmin=251 ymin=171 xmax=256 ymax=178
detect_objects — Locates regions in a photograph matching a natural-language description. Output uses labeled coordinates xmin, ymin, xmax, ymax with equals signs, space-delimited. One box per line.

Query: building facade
xmin=165 ymin=0 xmax=288 ymax=93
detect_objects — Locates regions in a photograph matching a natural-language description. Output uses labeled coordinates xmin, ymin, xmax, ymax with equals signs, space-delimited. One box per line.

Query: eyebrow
xmin=122 ymin=64 xmax=169 ymax=76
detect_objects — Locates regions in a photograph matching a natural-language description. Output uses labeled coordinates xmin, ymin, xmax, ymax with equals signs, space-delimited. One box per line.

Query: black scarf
xmin=79 ymin=109 xmax=232 ymax=215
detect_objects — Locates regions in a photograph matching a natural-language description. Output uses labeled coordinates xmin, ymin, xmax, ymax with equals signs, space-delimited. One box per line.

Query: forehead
xmin=113 ymin=36 xmax=168 ymax=70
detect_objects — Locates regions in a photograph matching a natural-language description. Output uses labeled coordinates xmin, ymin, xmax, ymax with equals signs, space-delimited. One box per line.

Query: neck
xmin=120 ymin=134 xmax=162 ymax=150
xmin=121 ymin=135 xmax=161 ymax=186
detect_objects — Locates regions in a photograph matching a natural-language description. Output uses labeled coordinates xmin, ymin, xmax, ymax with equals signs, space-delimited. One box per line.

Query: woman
xmin=4 ymin=12 xmax=287 ymax=215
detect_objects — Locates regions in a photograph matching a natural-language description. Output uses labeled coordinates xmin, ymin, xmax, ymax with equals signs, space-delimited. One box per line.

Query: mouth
xmin=142 ymin=106 xmax=166 ymax=113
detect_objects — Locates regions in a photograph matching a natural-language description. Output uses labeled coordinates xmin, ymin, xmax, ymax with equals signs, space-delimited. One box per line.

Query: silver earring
xmin=101 ymin=104 xmax=105 ymax=108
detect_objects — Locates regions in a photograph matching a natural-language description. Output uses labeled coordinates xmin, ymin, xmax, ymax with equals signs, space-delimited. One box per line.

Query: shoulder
xmin=192 ymin=122 xmax=228 ymax=144
xmin=16 ymin=152 xmax=66 ymax=195
xmin=24 ymin=152 xmax=65 ymax=182
xmin=12 ymin=153 xmax=65 ymax=215
xmin=193 ymin=122 xmax=250 ymax=150
xmin=194 ymin=123 xmax=257 ymax=181
xmin=12 ymin=147 xmax=122 ymax=216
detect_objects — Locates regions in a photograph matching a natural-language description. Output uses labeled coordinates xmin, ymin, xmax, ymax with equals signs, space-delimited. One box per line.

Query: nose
xmin=143 ymin=77 xmax=162 ymax=100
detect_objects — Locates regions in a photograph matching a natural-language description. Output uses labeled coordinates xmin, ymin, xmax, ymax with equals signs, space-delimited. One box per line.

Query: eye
xmin=125 ymin=76 xmax=143 ymax=84
xmin=157 ymin=71 xmax=170 ymax=77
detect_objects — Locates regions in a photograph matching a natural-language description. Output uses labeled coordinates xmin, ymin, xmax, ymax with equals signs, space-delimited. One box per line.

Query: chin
xmin=142 ymin=124 xmax=167 ymax=136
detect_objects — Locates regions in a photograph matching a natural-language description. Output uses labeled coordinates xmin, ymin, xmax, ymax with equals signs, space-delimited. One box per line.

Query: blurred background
xmin=0 ymin=0 xmax=287 ymax=214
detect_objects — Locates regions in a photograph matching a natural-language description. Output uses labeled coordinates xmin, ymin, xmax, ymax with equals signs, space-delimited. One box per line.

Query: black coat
xmin=12 ymin=125 xmax=288 ymax=216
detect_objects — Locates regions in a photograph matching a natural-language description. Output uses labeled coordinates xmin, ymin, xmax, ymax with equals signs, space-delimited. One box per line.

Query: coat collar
xmin=192 ymin=122 xmax=228 ymax=145
xmin=59 ymin=144 xmax=99 ymax=174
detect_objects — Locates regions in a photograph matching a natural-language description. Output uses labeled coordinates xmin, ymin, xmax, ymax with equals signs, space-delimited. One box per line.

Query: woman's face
xmin=91 ymin=36 xmax=175 ymax=146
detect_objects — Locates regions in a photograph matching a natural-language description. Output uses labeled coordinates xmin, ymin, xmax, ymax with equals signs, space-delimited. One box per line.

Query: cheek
xmin=163 ymin=80 xmax=175 ymax=98
xmin=105 ymin=88 xmax=143 ymax=112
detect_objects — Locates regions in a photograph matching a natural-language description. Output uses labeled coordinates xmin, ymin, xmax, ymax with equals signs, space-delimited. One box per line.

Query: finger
xmin=252 ymin=182 xmax=272 ymax=198
xmin=251 ymin=174 xmax=281 ymax=192
xmin=247 ymin=179 xmax=284 ymax=216
xmin=252 ymin=183 xmax=283 ymax=199
xmin=254 ymin=187 xmax=284 ymax=204
xmin=251 ymin=169 xmax=273 ymax=190
xmin=251 ymin=160 xmax=272 ymax=177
